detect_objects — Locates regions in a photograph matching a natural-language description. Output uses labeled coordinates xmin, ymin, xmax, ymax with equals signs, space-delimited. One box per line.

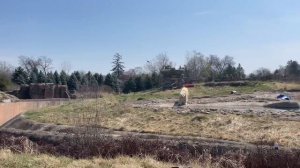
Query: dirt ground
xmin=131 ymin=91 xmax=300 ymax=121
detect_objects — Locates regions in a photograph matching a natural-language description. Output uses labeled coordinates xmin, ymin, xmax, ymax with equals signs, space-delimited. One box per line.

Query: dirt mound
xmin=0 ymin=91 xmax=19 ymax=103
xmin=204 ymin=81 xmax=253 ymax=87
xmin=265 ymin=101 xmax=300 ymax=109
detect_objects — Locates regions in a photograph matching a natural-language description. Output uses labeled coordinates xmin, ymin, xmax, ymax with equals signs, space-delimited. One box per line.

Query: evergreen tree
xmin=81 ymin=75 xmax=88 ymax=86
xmin=223 ymin=65 xmax=236 ymax=81
xmin=12 ymin=67 xmax=28 ymax=85
xmin=93 ymin=73 xmax=104 ymax=86
xmin=134 ymin=76 xmax=144 ymax=92
xmin=123 ymin=78 xmax=136 ymax=93
xmin=85 ymin=71 xmax=93 ymax=85
xmin=67 ymin=73 xmax=78 ymax=91
xmin=90 ymin=75 xmax=98 ymax=88
xmin=104 ymin=73 xmax=114 ymax=87
xmin=144 ymin=75 xmax=153 ymax=90
xmin=60 ymin=70 xmax=68 ymax=85
xmin=29 ymin=67 xmax=39 ymax=83
xmin=111 ymin=53 xmax=125 ymax=78
xmin=286 ymin=60 xmax=300 ymax=77
xmin=53 ymin=71 xmax=61 ymax=84
xmin=236 ymin=64 xmax=246 ymax=80
xmin=98 ymin=74 xmax=104 ymax=86
xmin=37 ymin=70 xmax=46 ymax=83
xmin=151 ymin=72 xmax=160 ymax=88
xmin=46 ymin=72 xmax=54 ymax=83
xmin=74 ymin=71 xmax=82 ymax=83
xmin=112 ymin=75 xmax=120 ymax=93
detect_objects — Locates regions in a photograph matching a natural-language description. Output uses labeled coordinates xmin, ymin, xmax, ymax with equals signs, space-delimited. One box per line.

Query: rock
xmin=2 ymin=99 xmax=11 ymax=103
xmin=231 ymin=90 xmax=237 ymax=94
xmin=0 ymin=91 xmax=19 ymax=102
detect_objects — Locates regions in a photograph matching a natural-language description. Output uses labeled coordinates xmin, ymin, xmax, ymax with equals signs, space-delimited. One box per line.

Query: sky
xmin=0 ymin=0 xmax=300 ymax=74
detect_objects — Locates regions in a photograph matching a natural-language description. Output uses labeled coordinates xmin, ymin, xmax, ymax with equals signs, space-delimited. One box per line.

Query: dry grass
xmin=0 ymin=149 xmax=180 ymax=168
xmin=119 ymin=81 xmax=299 ymax=102
xmin=272 ymin=82 xmax=300 ymax=91
xmin=119 ymin=82 xmax=265 ymax=101
xmin=25 ymin=95 xmax=300 ymax=148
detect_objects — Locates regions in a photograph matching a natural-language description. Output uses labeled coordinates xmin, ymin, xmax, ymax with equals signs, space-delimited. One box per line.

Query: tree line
xmin=0 ymin=52 xmax=299 ymax=93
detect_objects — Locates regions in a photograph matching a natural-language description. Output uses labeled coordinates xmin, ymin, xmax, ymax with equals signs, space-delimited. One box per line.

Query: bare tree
xmin=0 ymin=61 xmax=14 ymax=90
xmin=253 ymin=67 xmax=273 ymax=80
xmin=207 ymin=55 xmax=235 ymax=81
xmin=0 ymin=61 xmax=13 ymax=76
xmin=219 ymin=55 xmax=235 ymax=75
xmin=185 ymin=51 xmax=207 ymax=81
xmin=156 ymin=53 xmax=174 ymax=72
xmin=18 ymin=56 xmax=42 ymax=74
xmin=133 ymin=66 xmax=144 ymax=75
xmin=39 ymin=56 xmax=53 ymax=76
xmin=61 ymin=61 xmax=72 ymax=74
xmin=124 ymin=69 xmax=136 ymax=77
xmin=207 ymin=55 xmax=221 ymax=81
xmin=145 ymin=60 xmax=157 ymax=74
xmin=145 ymin=53 xmax=174 ymax=73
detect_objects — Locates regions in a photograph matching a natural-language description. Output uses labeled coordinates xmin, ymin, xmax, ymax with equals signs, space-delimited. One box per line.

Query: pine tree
xmin=104 ymin=73 xmax=114 ymax=87
xmin=236 ymin=63 xmax=246 ymax=80
xmin=90 ymin=76 xmax=98 ymax=88
xmin=111 ymin=53 xmax=125 ymax=78
xmin=60 ymin=70 xmax=68 ymax=85
xmin=46 ymin=72 xmax=54 ymax=83
xmin=151 ymin=72 xmax=160 ymax=88
xmin=85 ymin=71 xmax=93 ymax=85
xmin=81 ymin=75 xmax=88 ymax=86
xmin=74 ymin=71 xmax=82 ymax=83
xmin=93 ymin=73 xmax=104 ymax=86
xmin=29 ymin=67 xmax=39 ymax=84
xmin=286 ymin=60 xmax=300 ymax=77
xmin=112 ymin=75 xmax=120 ymax=93
xmin=53 ymin=71 xmax=61 ymax=84
xmin=144 ymin=75 xmax=153 ymax=90
xmin=223 ymin=65 xmax=236 ymax=81
xmin=123 ymin=78 xmax=136 ymax=93
xmin=67 ymin=73 xmax=78 ymax=91
xmin=134 ymin=76 xmax=144 ymax=92
xmin=12 ymin=67 xmax=28 ymax=85
xmin=37 ymin=70 xmax=46 ymax=83
xmin=98 ymin=74 xmax=104 ymax=86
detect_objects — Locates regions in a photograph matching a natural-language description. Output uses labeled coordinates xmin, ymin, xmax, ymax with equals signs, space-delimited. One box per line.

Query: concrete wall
xmin=0 ymin=99 xmax=68 ymax=126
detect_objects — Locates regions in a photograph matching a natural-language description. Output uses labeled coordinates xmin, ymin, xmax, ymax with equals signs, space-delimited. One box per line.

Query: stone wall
xmin=18 ymin=84 xmax=69 ymax=99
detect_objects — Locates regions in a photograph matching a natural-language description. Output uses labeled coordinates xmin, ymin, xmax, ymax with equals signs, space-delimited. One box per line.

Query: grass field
xmin=24 ymin=82 xmax=300 ymax=148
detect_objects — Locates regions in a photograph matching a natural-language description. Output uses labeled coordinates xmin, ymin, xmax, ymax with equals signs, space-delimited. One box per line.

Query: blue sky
xmin=0 ymin=0 xmax=300 ymax=74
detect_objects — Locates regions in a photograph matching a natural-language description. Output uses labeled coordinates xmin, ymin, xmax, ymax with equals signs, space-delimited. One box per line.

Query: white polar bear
xmin=178 ymin=87 xmax=189 ymax=106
